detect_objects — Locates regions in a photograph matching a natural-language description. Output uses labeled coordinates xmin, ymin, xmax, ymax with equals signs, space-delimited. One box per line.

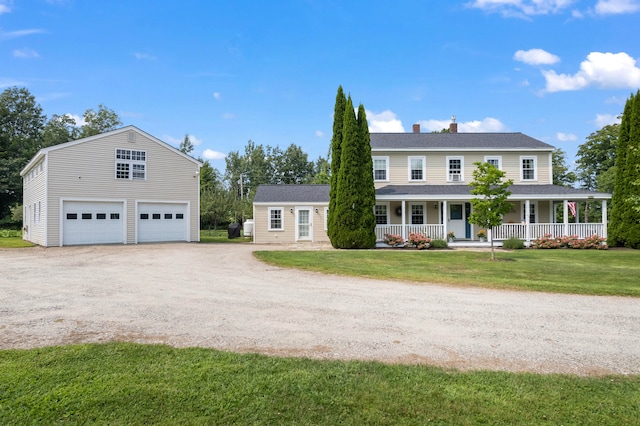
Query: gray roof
xmin=370 ymin=132 xmax=554 ymax=150
xmin=376 ymin=184 xmax=611 ymax=199
xmin=254 ymin=184 xmax=330 ymax=203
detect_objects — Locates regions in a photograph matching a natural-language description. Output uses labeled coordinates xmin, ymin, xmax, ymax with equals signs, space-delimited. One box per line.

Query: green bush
xmin=0 ymin=229 xmax=22 ymax=238
xmin=429 ymin=239 xmax=449 ymax=249
xmin=502 ymin=237 xmax=525 ymax=249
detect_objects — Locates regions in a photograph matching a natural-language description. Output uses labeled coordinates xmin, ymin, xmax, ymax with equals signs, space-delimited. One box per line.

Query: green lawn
xmin=0 ymin=230 xmax=33 ymax=248
xmin=200 ymin=229 xmax=252 ymax=243
xmin=1 ymin=343 xmax=637 ymax=425
xmin=254 ymin=249 xmax=640 ymax=296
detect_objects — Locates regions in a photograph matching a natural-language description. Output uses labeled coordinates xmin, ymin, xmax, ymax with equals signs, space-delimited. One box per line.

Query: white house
xmin=252 ymin=121 xmax=611 ymax=245
xmin=20 ymin=126 xmax=202 ymax=247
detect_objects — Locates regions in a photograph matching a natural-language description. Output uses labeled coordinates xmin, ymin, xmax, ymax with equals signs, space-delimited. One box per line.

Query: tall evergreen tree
xmin=609 ymin=90 xmax=640 ymax=248
xmin=331 ymin=96 xmax=376 ymax=249
xmin=328 ymin=86 xmax=346 ymax=244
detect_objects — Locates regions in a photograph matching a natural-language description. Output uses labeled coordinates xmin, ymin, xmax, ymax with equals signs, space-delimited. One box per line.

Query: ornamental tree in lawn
xmin=328 ymin=86 xmax=346 ymax=243
xmin=468 ymin=162 xmax=513 ymax=260
xmin=331 ymin=96 xmax=376 ymax=248
xmin=609 ymin=90 xmax=640 ymax=248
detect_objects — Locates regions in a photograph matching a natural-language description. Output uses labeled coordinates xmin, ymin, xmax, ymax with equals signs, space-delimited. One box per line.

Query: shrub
xmin=407 ymin=232 xmax=431 ymax=250
xmin=532 ymin=234 xmax=608 ymax=250
xmin=383 ymin=233 xmax=405 ymax=247
xmin=429 ymin=239 xmax=449 ymax=249
xmin=502 ymin=237 xmax=524 ymax=250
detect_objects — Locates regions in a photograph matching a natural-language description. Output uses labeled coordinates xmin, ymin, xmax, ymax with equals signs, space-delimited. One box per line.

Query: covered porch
xmin=374 ymin=185 xmax=611 ymax=246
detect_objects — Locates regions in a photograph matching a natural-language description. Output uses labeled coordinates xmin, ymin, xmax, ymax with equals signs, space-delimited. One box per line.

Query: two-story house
xmin=252 ymin=121 xmax=610 ymax=245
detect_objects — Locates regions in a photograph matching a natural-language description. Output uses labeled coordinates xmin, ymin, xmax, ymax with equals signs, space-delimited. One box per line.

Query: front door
xmin=296 ymin=207 xmax=312 ymax=241
xmin=448 ymin=203 xmax=466 ymax=239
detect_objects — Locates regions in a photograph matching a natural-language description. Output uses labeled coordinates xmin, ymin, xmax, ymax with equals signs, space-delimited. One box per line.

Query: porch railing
xmin=375 ymin=223 xmax=606 ymax=242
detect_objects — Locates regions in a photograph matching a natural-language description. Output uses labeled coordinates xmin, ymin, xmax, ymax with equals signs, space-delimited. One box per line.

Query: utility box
xmin=243 ymin=220 xmax=254 ymax=237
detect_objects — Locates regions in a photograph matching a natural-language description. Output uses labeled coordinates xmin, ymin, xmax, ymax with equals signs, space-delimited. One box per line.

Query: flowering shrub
xmin=477 ymin=229 xmax=487 ymax=239
xmin=383 ymin=233 xmax=405 ymax=247
xmin=532 ymin=234 xmax=607 ymax=250
xmin=407 ymin=232 xmax=431 ymax=250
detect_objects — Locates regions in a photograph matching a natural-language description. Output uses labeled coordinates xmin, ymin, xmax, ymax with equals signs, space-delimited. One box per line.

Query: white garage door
xmin=137 ymin=203 xmax=188 ymax=243
xmin=63 ymin=201 xmax=124 ymax=246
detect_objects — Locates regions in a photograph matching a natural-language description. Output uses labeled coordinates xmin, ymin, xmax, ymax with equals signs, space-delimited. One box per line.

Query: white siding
xmin=22 ymin=158 xmax=48 ymax=246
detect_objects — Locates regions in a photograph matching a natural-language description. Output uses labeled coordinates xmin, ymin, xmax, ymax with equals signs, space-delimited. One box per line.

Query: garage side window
xmin=268 ymin=207 xmax=284 ymax=231
xmin=116 ymin=149 xmax=146 ymax=180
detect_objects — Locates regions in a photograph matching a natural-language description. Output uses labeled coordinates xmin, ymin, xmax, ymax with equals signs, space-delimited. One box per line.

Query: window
xmin=411 ymin=204 xmax=425 ymax=224
xmin=522 ymin=202 xmax=537 ymax=223
xmin=408 ymin=156 xmax=426 ymax=181
xmin=268 ymin=208 xmax=284 ymax=231
xmin=110 ymin=213 xmax=120 ymax=220
xmin=82 ymin=213 xmax=92 ymax=220
xmin=447 ymin=157 xmax=463 ymax=182
xmin=450 ymin=204 xmax=463 ymax=220
xmin=152 ymin=213 xmax=161 ymax=219
xmin=97 ymin=213 xmax=106 ymax=220
xmin=176 ymin=213 xmax=184 ymax=219
xmin=374 ymin=204 xmax=388 ymax=225
xmin=165 ymin=213 xmax=173 ymax=219
xmin=324 ymin=207 xmax=329 ymax=231
xmin=521 ymin=156 xmax=536 ymax=181
xmin=484 ymin=156 xmax=502 ymax=169
xmin=116 ymin=149 xmax=146 ymax=180
xmin=67 ymin=213 xmax=77 ymax=220
xmin=373 ymin=157 xmax=389 ymax=181
xmin=140 ymin=213 xmax=149 ymax=220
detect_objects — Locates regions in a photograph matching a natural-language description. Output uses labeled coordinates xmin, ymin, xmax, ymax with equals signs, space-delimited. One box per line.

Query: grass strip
xmin=254 ymin=249 xmax=640 ymax=296
xmin=1 ymin=343 xmax=638 ymax=425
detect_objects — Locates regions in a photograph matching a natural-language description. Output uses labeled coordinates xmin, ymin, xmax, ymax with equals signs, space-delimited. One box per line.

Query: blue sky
xmin=2 ymin=0 xmax=639 ymax=172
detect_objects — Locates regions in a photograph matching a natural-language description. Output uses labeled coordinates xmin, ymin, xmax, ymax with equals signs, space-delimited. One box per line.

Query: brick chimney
xmin=449 ymin=115 xmax=458 ymax=133
xmin=412 ymin=123 xmax=420 ymax=133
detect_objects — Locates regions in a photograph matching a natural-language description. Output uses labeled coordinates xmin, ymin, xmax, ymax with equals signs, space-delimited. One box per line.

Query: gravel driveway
xmin=1 ymin=243 xmax=639 ymax=376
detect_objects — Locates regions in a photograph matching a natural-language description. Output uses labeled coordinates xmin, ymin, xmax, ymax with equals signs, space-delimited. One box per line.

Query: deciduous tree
xmin=468 ymin=162 xmax=514 ymax=260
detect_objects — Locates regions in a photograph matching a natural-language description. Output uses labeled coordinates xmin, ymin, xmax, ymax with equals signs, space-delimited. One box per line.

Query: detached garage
xmin=21 ymin=126 xmax=201 ymax=247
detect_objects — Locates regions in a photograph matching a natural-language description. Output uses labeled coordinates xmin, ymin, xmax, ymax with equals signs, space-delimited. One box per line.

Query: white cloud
xmin=594 ymin=0 xmax=640 ymax=14
xmin=0 ymin=78 xmax=26 ymax=88
xmin=0 ymin=3 xmax=11 ymax=15
xmin=134 ymin=52 xmax=156 ymax=60
xmin=594 ymin=113 xmax=621 ymax=127
xmin=514 ymin=48 xmax=560 ymax=65
xmin=64 ymin=113 xmax=85 ymax=126
xmin=13 ymin=48 xmax=39 ymax=58
xmin=556 ymin=132 xmax=577 ymax=141
xmin=222 ymin=113 xmax=235 ymax=120
xmin=366 ymin=110 xmax=405 ymax=132
xmin=419 ymin=117 xmax=507 ymax=132
xmin=315 ymin=130 xmax=324 ymax=138
xmin=189 ymin=135 xmax=203 ymax=146
xmin=466 ymin=0 xmax=575 ymax=18
xmin=0 ymin=29 xmax=46 ymax=40
xmin=203 ymin=149 xmax=226 ymax=160
xmin=213 ymin=92 xmax=221 ymax=100
xmin=542 ymin=52 xmax=640 ymax=92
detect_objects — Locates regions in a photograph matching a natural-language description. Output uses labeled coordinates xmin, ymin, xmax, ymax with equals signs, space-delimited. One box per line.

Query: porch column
xmin=525 ymin=199 xmax=531 ymax=246
xmin=563 ymin=200 xmax=569 ymax=236
xmin=442 ymin=200 xmax=448 ymax=240
xmin=602 ymin=199 xmax=608 ymax=238
xmin=401 ymin=200 xmax=407 ymax=241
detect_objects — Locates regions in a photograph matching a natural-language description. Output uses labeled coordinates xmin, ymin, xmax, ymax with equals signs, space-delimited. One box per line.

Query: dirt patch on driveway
xmin=1 ymin=243 xmax=639 ymax=376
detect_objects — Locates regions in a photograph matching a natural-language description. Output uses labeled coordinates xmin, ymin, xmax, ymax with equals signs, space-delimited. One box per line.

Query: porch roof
xmin=375 ymin=184 xmax=611 ymax=201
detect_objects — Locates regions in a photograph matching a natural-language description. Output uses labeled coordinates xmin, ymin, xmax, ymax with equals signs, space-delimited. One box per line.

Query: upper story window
xmin=484 ymin=156 xmax=502 ymax=169
xmin=374 ymin=204 xmax=388 ymax=224
xmin=268 ymin=207 xmax=284 ymax=231
xmin=520 ymin=156 xmax=537 ymax=181
xmin=408 ymin=156 xmax=426 ymax=182
xmin=116 ymin=149 xmax=146 ymax=180
xmin=447 ymin=156 xmax=464 ymax=182
xmin=373 ymin=156 xmax=389 ymax=181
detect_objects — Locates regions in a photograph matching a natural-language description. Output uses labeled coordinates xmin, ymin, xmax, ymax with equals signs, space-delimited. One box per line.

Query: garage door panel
xmin=138 ymin=203 xmax=188 ymax=243
xmin=63 ymin=202 xmax=124 ymax=245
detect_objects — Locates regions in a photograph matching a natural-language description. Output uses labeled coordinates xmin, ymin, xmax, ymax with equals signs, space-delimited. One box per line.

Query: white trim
xmin=520 ymin=156 xmax=537 ymax=181
xmin=295 ymin=206 xmax=313 ymax=241
xmin=446 ymin=156 xmax=464 ymax=182
xmin=267 ymin=207 xmax=285 ymax=231
xmin=484 ymin=155 xmax=502 ymax=170
xmin=373 ymin=156 xmax=390 ymax=182
xmin=407 ymin=156 xmax=426 ymax=182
